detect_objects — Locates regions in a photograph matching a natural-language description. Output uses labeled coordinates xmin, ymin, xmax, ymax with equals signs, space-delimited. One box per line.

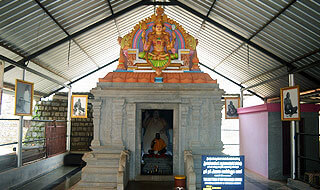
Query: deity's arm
xmin=164 ymin=34 xmax=173 ymax=52
xmin=164 ymin=33 xmax=176 ymax=53
xmin=170 ymin=31 xmax=176 ymax=50
xmin=144 ymin=33 xmax=153 ymax=52
xmin=141 ymin=31 xmax=146 ymax=47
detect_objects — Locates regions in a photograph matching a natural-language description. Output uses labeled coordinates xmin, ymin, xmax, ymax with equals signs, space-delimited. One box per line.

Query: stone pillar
xmin=111 ymin=99 xmax=125 ymax=146
xmin=190 ymin=100 xmax=202 ymax=148
xmin=213 ymin=98 xmax=224 ymax=149
xmin=179 ymin=101 xmax=189 ymax=173
xmin=126 ymin=103 xmax=136 ymax=180
xmin=91 ymin=99 xmax=102 ymax=147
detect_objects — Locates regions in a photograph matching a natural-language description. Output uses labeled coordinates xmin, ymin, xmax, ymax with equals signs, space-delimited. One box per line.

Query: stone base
xmin=75 ymin=146 xmax=125 ymax=190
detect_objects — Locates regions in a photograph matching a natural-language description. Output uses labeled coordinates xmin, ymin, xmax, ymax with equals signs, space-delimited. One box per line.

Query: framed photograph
xmin=225 ymin=97 xmax=240 ymax=119
xmin=14 ymin=79 xmax=34 ymax=116
xmin=71 ymin=95 xmax=88 ymax=118
xmin=281 ymin=85 xmax=300 ymax=121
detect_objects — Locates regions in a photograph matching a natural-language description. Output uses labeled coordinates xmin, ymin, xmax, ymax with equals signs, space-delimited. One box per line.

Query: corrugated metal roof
xmin=0 ymin=0 xmax=319 ymax=100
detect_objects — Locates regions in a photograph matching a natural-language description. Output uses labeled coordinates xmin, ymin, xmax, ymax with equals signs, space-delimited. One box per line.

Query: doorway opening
xmin=141 ymin=109 xmax=173 ymax=175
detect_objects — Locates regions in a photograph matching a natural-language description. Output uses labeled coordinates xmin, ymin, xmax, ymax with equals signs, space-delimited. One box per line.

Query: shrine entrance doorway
xmin=140 ymin=109 xmax=173 ymax=175
xmin=134 ymin=103 xmax=180 ymax=180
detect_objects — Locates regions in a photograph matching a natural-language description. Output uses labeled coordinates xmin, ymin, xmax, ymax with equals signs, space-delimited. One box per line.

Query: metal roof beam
xmin=17 ymin=0 xmax=148 ymax=65
xmin=34 ymin=0 xmax=100 ymax=68
xmin=45 ymin=58 xmax=119 ymax=98
xmin=106 ymin=0 xmax=121 ymax=37
xmin=196 ymin=0 xmax=216 ymax=38
xmin=214 ymin=0 xmax=296 ymax=69
xmin=0 ymin=41 xmax=70 ymax=81
xmin=0 ymin=54 xmax=70 ymax=88
xmin=242 ymin=60 xmax=320 ymax=91
xmin=143 ymin=1 xmax=178 ymax=6
xmin=206 ymin=0 xmax=216 ymax=17
xmin=173 ymin=0 xmax=320 ymax=84
xmin=199 ymin=62 xmax=264 ymax=100
xmin=3 ymin=82 xmax=47 ymax=97
xmin=242 ymin=48 xmax=320 ymax=85
xmin=4 ymin=65 xmax=15 ymax=72
xmin=172 ymin=0 xmax=293 ymax=68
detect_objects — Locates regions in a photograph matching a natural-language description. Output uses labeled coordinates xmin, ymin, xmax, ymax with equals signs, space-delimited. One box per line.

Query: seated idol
xmin=149 ymin=133 xmax=167 ymax=155
xmin=139 ymin=19 xmax=178 ymax=76
xmin=143 ymin=20 xmax=176 ymax=60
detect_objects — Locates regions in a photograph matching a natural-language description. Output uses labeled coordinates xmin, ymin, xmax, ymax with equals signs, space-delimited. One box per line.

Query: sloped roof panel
xmin=35 ymin=40 xmax=96 ymax=81
xmin=110 ymin=0 xmax=139 ymax=14
xmin=0 ymin=1 xmax=319 ymax=99
xmin=3 ymin=66 xmax=60 ymax=95
xmin=252 ymin=0 xmax=320 ymax=62
xmin=292 ymin=52 xmax=320 ymax=85
xmin=4 ymin=67 xmax=24 ymax=85
xmin=209 ymin=0 xmax=289 ymax=39
xmin=179 ymin=0 xmax=213 ymax=16
xmin=165 ymin=5 xmax=203 ymax=37
xmin=0 ymin=46 xmax=22 ymax=62
xmin=40 ymin=0 xmax=111 ymax=35
xmin=0 ymin=0 xmax=67 ymax=55
xmin=116 ymin=5 xmax=154 ymax=37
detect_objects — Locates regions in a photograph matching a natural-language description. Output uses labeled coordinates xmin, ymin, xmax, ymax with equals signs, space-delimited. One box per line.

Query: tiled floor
xmin=14 ymin=167 xmax=295 ymax=190
xmin=126 ymin=181 xmax=175 ymax=190
xmin=244 ymin=169 xmax=293 ymax=190
xmin=125 ymin=169 xmax=293 ymax=190
xmin=76 ymin=169 xmax=292 ymax=190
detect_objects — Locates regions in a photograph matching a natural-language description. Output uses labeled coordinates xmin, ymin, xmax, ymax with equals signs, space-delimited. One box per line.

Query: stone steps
xmin=81 ymin=173 xmax=117 ymax=183
xmin=75 ymin=181 xmax=117 ymax=190
xmin=85 ymin=159 xmax=119 ymax=167
xmin=76 ymin=151 xmax=123 ymax=190
xmin=82 ymin=167 xmax=118 ymax=174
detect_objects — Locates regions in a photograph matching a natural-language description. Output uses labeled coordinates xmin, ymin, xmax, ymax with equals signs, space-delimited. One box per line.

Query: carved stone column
xmin=91 ymin=99 xmax=102 ymax=147
xmin=179 ymin=101 xmax=189 ymax=173
xmin=126 ymin=103 xmax=136 ymax=180
xmin=190 ymin=100 xmax=202 ymax=148
xmin=111 ymin=99 xmax=125 ymax=146
xmin=213 ymin=98 xmax=224 ymax=147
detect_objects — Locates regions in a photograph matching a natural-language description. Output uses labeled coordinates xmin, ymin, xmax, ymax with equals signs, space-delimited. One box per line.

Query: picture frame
xmin=281 ymin=85 xmax=300 ymax=121
xmin=14 ymin=79 xmax=34 ymax=116
xmin=225 ymin=97 xmax=240 ymax=119
xmin=71 ymin=95 xmax=88 ymax=118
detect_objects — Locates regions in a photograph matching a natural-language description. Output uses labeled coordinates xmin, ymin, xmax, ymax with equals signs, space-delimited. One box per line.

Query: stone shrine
xmin=76 ymin=7 xmax=224 ymax=190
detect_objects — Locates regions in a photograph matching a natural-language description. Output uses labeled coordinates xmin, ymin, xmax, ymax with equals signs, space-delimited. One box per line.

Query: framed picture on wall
xmin=14 ymin=79 xmax=34 ymax=116
xmin=281 ymin=85 xmax=300 ymax=121
xmin=71 ymin=95 xmax=88 ymax=118
xmin=225 ymin=97 xmax=240 ymax=119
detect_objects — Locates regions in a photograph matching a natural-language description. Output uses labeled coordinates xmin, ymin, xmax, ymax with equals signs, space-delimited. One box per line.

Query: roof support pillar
xmin=17 ymin=69 xmax=26 ymax=167
xmin=66 ymin=86 xmax=72 ymax=151
xmin=240 ymin=89 xmax=244 ymax=108
xmin=289 ymin=74 xmax=297 ymax=180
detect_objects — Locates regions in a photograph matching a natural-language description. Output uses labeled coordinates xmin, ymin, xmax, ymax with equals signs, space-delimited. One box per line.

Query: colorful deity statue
xmin=117 ymin=6 xmax=200 ymax=77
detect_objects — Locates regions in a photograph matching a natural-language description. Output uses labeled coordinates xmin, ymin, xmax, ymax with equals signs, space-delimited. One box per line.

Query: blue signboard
xmin=201 ymin=155 xmax=245 ymax=190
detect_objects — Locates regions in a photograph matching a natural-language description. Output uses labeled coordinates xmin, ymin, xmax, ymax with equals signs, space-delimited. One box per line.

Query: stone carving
xmin=116 ymin=6 xmax=201 ymax=74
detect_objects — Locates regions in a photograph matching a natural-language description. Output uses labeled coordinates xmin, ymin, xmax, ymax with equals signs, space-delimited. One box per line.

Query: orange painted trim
xmin=99 ymin=72 xmax=217 ymax=84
